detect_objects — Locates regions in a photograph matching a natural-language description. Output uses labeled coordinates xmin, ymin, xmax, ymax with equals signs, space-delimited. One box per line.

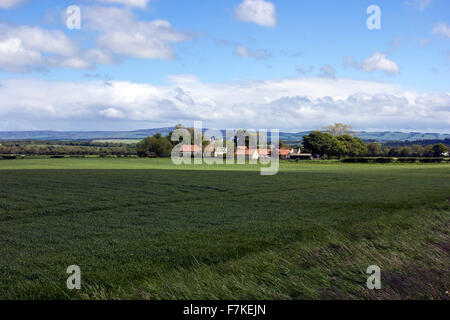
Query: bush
xmin=374 ymin=157 xmax=394 ymax=163
xmin=1 ymin=155 xmax=17 ymax=160
xmin=342 ymin=157 xmax=394 ymax=163
xmin=397 ymin=158 xmax=418 ymax=163
xmin=419 ymin=158 xmax=444 ymax=163
xmin=342 ymin=158 xmax=372 ymax=163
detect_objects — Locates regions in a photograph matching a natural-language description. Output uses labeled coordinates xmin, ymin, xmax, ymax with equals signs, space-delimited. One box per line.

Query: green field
xmin=0 ymin=158 xmax=449 ymax=299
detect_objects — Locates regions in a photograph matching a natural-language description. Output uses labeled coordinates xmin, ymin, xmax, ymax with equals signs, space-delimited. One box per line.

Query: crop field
xmin=0 ymin=158 xmax=449 ymax=299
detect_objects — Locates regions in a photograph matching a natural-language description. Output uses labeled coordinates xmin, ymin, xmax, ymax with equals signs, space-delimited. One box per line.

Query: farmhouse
xmin=179 ymin=145 xmax=202 ymax=157
xmin=278 ymin=149 xmax=291 ymax=159
xmin=289 ymin=147 xmax=314 ymax=160
xmin=179 ymin=144 xmax=315 ymax=160
xmin=234 ymin=147 xmax=293 ymax=159
xmin=235 ymin=146 xmax=261 ymax=160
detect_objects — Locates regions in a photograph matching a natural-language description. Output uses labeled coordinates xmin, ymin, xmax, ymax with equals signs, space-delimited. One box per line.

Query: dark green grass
xmin=0 ymin=159 xmax=449 ymax=299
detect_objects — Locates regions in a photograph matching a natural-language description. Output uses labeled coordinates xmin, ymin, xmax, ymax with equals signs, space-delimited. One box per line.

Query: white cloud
xmin=83 ymin=6 xmax=192 ymax=60
xmin=236 ymin=0 xmax=276 ymax=28
xmin=95 ymin=0 xmax=149 ymax=8
xmin=432 ymin=22 xmax=450 ymax=38
xmin=100 ymin=108 xmax=125 ymax=119
xmin=0 ymin=24 xmax=84 ymax=72
xmin=5 ymin=25 xmax=77 ymax=56
xmin=361 ymin=53 xmax=400 ymax=75
xmin=0 ymin=0 xmax=25 ymax=9
xmin=405 ymin=0 xmax=432 ymax=10
xmin=233 ymin=44 xmax=271 ymax=60
xmin=319 ymin=65 xmax=336 ymax=79
xmin=0 ymin=76 xmax=448 ymax=132
xmin=0 ymin=38 xmax=42 ymax=73
xmin=0 ymin=6 xmax=192 ymax=72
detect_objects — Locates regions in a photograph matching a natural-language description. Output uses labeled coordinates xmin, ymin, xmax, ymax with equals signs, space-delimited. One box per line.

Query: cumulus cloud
xmin=233 ymin=44 xmax=271 ymax=60
xmin=95 ymin=0 xmax=149 ymax=8
xmin=344 ymin=53 xmax=400 ymax=75
xmin=405 ymin=0 xmax=432 ymax=10
xmin=236 ymin=0 xmax=276 ymax=28
xmin=0 ymin=0 xmax=25 ymax=9
xmin=83 ymin=6 xmax=192 ymax=60
xmin=0 ymin=6 xmax=192 ymax=72
xmin=362 ymin=53 xmax=400 ymax=75
xmin=0 ymin=76 xmax=448 ymax=132
xmin=0 ymin=24 xmax=88 ymax=72
xmin=432 ymin=22 xmax=450 ymax=38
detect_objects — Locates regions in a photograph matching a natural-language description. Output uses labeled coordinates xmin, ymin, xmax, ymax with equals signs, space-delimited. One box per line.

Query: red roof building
xmin=180 ymin=145 xmax=202 ymax=153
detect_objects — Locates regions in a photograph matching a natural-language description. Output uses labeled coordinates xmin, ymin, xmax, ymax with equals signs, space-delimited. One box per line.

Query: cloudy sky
xmin=0 ymin=0 xmax=449 ymax=132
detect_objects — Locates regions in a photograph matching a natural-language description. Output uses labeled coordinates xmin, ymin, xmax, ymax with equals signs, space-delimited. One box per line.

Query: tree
xmin=303 ymin=131 xmax=345 ymax=158
xmin=432 ymin=143 xmax=447 ymax=157
xmin=168 ymin=124 xmax=205 ymax=146
xmin=411 ymin=144 xmax=425 ymax=157
xmin=137 ymin=134 xmax=173 ymax=157
xmin=337 ymin=134 xmax=368 ymax=157
xmin=400 ymin=146 xmax=412 ymax=157
xmin=423 ymin=145 xmax=434 ymax=157
xmin=367 ymin=142 xmax=381 ymax=157
xmin=323 ymin=123 xmax=353 ymax=137
xmin=388 ymin=147 xmax=399 ymax=157
xmin=279 ymin=139 xmax=289 ymax=149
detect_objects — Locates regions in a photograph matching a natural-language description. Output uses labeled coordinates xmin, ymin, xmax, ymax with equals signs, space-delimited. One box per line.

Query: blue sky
xmin=0 ymin=0 xmax=448 ymax=132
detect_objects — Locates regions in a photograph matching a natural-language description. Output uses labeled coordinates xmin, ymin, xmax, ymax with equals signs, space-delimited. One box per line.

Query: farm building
xmin=234 ymin=147 xmax=293 ymax=159
xmin=235 ymin=146 xmax=260 ymax=160
xmin=179 ymin=145 xmax=202 ymax=157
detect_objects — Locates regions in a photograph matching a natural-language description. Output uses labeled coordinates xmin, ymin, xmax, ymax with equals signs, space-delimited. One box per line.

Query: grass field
xmin=0 ymin=158 xmax=449 ymax=300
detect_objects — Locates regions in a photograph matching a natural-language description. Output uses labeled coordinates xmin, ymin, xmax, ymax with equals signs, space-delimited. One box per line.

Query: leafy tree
xmin=388 ymin=147 xmax=399 ymax=157
xmin=233 ymin=130 xmax=261 ymax=148
xmin=424 ymin=145 xmax=434 ymax=157
xmin=137 ymin=134 xmax=173 ymax=157
xmin=323 ymin=123 xmax=353 ymax=137
xmin=303 ymin=131 xmax=345 ymax=158
xmin=400 ymin=146 xmax=412 ymax=157
xmin=432 ymin=143 xmax=447 ymax=157
xmin=411 ymin=144 xmax=425 ymax=157
xmin=337 ymin=134 xmax=368 ymax=157
xmin=168 ymin=124 xmax=205 ymax=146
xmin=279 ymin=139 xmax=289 ymax=149
xmin=367 ymin=142 xmax=381 ymax=157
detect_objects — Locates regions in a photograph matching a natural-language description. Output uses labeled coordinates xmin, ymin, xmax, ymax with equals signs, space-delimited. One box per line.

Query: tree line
xmin=0 ymin=141 xmax=136 ymax=157
xmin=1 ymin=124 xmax=448 ymax=159
xmin=136 ymin=123 xmax=449 ymax=159
xmin=365 ymin=142 xmax=447 ymax=158
xmin=301 ymin=123 xmax=448 ymax=158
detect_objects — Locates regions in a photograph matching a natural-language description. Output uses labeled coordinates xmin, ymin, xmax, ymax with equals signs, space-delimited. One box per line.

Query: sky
xmin=0 ymin=0 xmax=449 ymax=132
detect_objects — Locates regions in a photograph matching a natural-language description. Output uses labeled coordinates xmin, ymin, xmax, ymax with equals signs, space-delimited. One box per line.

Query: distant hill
xmin=279 ymin=131 xmax=450 ymax=143
xmin=0 ymin=128 xmax=174 ymax=140
xmin=0 ymin=128 xmax=449 ymax=142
